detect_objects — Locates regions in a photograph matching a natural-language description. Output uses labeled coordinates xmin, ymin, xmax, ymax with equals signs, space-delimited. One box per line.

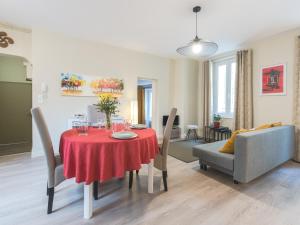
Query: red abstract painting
xmin=261 ymin=64 xmax=285 ymax=95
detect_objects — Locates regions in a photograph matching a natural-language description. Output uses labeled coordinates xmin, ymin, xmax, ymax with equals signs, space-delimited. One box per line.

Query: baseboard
xmin=0 ymin=143 xmax=32 ymax=156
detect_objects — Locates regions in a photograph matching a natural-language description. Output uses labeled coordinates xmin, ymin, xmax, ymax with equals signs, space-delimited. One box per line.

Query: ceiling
xmin=1 ymin=0 xmax=300 ymax=58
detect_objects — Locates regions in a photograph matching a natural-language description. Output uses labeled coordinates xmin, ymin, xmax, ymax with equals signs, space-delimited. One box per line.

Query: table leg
xmin=148 ymin=159 xmax=154 ymax=193
xmin=84 ymin=184 xmax=93 ymax=219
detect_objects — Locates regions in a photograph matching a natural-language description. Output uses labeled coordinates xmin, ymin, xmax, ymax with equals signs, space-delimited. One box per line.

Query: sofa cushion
xmin=271 ymin=122 xmax=282 ymax=127
xmin=255 ymin=123 xmax=272 ymax=130
xmin=219 ymin=129 xmax=248 ymax=154
xmin=193 ymin=141 xmax=234 ymax=172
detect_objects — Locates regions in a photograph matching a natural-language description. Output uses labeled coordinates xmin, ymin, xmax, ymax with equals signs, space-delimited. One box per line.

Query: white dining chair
xmin=31 ymin=107 xmax=66 ymax=214
xmin=87 ymin=105 xmax=105 ymax=125
xmin=129 ymin=108 xmax=177 ymax=192
xmin=154 ymin=107 xmax=177 ymax=191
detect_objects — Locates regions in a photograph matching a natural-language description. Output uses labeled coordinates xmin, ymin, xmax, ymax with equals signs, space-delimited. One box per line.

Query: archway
xmin=0 ymin=53 xmax=32 ymax=155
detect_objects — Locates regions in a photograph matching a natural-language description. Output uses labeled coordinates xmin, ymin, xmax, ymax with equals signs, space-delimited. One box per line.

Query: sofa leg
xmin=200 ymin=164 xmax=207 ymax=171
xmin=199 ymin=160 xmax=204 ymax=170
xmin=233 ymin=180 xmax=239 ymax=184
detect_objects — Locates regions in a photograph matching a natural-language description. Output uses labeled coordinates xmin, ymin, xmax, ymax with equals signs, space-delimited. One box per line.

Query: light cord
xmin=195 ymin=12 xmax=198 ymax=38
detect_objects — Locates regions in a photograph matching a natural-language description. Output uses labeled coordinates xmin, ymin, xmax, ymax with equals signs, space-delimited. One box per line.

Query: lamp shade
xmin=176 ymin=37 xmax=218 ymax=58
xmin=176 ymin=6 xmax=218 ymax=58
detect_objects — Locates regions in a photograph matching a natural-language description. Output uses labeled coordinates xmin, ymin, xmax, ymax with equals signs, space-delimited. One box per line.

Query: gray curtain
xmin=293 ymin=36 xmax=300 ymax=162
xmin=203 ymin=61 xmax=211 ymax=128
xmin=234 ymin=49 xmax=254 ymax=130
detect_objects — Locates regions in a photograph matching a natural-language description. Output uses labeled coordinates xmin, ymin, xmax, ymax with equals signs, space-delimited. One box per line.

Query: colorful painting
xmin=90 ymin=78 xmax=124 ymax=97
xmin=61 ymin=73 xmax=86 ymax=95
xmin=60 ymin=73 xmax=124 ymax=97
xmin=261 ymin=64 xmax=286 ymax=95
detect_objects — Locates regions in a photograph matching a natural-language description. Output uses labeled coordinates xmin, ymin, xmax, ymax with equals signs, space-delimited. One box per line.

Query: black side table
xmin=204 ymin=126 xmax=232 ymax=143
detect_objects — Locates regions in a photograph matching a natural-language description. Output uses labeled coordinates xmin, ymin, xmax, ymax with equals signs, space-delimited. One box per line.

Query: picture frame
xmin=60 ymin=72 xmax=124 ymax=97
xmin=260 ymin=63 xmax=286 ymax=96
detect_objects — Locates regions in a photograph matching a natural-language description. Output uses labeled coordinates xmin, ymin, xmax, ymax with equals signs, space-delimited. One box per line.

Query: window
xmin=212 ymin=57 xmax=236 ymax=118
xmin=144 ymin=87 xmax=152 ymax=127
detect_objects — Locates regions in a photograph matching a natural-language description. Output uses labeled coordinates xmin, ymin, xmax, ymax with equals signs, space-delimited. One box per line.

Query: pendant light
xmin=176 ymin=6 xmax=218 ymax=57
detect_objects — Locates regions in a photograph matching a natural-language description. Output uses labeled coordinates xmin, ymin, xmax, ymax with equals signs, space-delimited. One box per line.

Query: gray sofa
xmin=193 ymin=125 xmax=295 ymax=183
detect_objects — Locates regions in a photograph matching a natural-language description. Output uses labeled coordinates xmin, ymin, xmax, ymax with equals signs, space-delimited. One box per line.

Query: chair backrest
xmin=31 ymin=107 xmax=56 ymax=187
xmin=87 ymin=105 xmax=105 ymax=124
xmin=161 ymin=108 xmax=177 ymax=169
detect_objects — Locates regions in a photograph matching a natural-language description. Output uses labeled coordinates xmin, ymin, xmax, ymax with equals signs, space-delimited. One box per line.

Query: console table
xmin=163 ymin=126 xmax=181 ymax=139
xmin=204 ymin=126 xmax=232 ymax=143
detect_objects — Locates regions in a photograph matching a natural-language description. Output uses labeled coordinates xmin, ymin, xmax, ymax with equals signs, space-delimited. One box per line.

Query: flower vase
xmin=105 ymin=113 xmax=112 ymax=129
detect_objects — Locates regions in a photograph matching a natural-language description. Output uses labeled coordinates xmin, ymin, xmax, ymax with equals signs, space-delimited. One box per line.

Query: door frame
xmin=137 ymin=78 xmax=158 ymax=131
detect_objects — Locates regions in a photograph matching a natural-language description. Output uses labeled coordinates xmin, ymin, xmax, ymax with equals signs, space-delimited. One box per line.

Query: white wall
xmin=198 ymin=28 xmax=300 ymax=130
xmin=31 ymin=29 xmax=174 ymax=156
xmin=171 ymin=59 xmax=199 ymax=137
xmin=0 ymin=23 xmax=31 ymax=61
xmin=0 ymin=24 xmax=200 ymax=156
xmin=247 ymin=28 xmax=300 ymax=126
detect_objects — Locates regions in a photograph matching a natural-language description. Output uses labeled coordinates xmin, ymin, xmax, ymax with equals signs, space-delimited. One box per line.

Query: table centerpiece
xmin=96 ymin=93 xmax=119 ymax=129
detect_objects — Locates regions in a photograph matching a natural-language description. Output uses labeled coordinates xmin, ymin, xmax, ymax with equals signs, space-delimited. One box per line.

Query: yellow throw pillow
xmin=271 ymin=122 xmax=282 ymax=127
xmin=219 ymin=129 xmax=248 ymax=154
xmin=255 ymin=123 xmax=272 ymax=130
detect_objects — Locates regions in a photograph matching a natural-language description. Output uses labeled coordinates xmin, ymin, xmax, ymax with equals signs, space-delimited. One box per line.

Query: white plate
xmin=111 ymin=131 xmax=138 ymax=140
xmin=130 ymin=124 xmax=147 ymax=129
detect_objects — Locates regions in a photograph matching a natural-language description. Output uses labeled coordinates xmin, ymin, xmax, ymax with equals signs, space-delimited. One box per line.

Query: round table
xmin=60 ymin=127 xmax=159 ymax=184
xmin=59 ymin=127 xmax=159 ymax=219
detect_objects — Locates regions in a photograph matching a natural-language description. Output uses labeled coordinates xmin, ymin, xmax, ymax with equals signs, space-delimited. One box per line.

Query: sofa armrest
xmin=233 ymin=125 xmax=295 ymax=183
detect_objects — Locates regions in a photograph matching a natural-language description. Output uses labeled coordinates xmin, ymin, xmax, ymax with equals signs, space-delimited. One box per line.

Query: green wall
xmin=0 ymin=55 xmax=32 ymax=155
xmin=0 ymin=55 xmax=31 ymax=83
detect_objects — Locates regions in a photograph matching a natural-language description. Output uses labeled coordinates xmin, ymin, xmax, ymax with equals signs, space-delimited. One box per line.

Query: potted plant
xmin=213 ymin=114 xmax=222 ymax=128
xmin=96 ymin=93 xmax=119 ymax=129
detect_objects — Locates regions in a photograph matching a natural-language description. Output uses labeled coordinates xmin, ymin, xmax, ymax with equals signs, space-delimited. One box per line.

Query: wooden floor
xmin=1 ymin=154 xmax=300 ymax=225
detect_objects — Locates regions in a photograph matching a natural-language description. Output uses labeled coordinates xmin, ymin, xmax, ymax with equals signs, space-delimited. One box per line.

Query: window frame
xmin=212 ymin=56 xmax=236 ymax=118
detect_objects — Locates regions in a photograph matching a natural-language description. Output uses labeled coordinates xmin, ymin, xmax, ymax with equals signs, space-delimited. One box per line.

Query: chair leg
xmin=93 ymin=181 xmax=99 ymax=200
xmin=129 ymin=171 xmax=133 ymax=189
xmin=47 ymin=187 xmax=54 ymax=214
xmin=186 ymin=129 xmax=191 ymax=140
xmin=162 ymin=171 xmax=168 ymax=191
xmin=193 ymin=129 xmax=198 ymax=141
xmin=46 ymin=183 xmax=49 ymax=196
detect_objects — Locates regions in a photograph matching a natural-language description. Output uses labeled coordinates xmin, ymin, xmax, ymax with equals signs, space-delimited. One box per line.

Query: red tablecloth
xmin=59 ymin=128 xmax=159 ymax=184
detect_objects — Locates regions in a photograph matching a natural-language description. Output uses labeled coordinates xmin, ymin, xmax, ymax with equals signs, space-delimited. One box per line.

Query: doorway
xmin=137 ymin=79 xmax=153 ymax=127
xmin=0 ymin=54 xmax=32 ymax=156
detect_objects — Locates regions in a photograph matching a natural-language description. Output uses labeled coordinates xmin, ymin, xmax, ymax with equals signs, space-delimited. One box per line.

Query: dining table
xmin=59 ymin=127 xmax=159 ymax=219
